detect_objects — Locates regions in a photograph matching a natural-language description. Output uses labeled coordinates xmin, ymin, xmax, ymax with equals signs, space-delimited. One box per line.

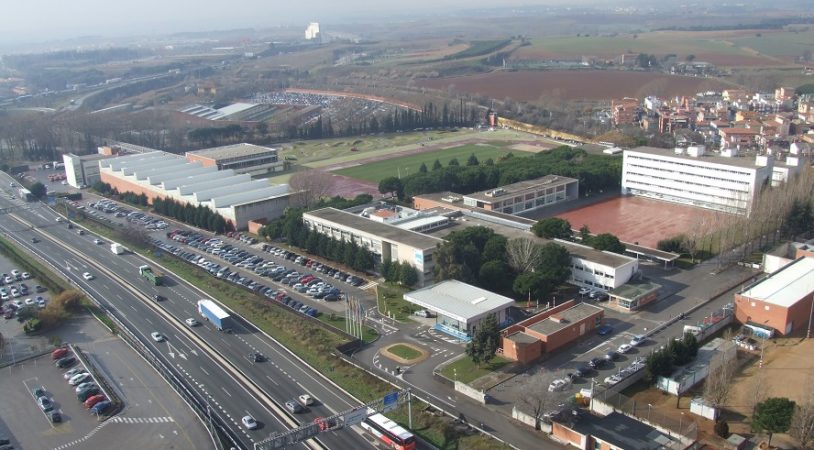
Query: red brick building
xmin=611 ymin=97 xmax=639 ymax=126
xmin=501 ymin=300 xmax=603 ymax=364
xmin=735 ymin=257 xmax=814 ymax=336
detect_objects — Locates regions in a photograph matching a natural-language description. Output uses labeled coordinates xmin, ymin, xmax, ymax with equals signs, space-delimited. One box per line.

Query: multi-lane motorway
xmin=0 ymin=186 xmax=375 ymax=449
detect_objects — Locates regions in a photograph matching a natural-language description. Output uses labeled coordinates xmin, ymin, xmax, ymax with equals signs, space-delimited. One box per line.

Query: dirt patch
xmin=418 ymin=70 xmax=729 ymax=102
xmin=510 ymin=143 xmax=554 ymax=152
xmin=554 ymin=195 xmax=718 ymax=248
xmin=381 ymin=343 xmax=429 ymax=365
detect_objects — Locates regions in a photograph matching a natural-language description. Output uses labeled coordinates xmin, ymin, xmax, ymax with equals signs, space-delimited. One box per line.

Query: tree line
xmin=93 ymin=181 xmax=230 ymax=233
xmin=379 ymin=146 xmax=622 ymax=200
xmin=259 ymin=194 xmax=378 ymax=273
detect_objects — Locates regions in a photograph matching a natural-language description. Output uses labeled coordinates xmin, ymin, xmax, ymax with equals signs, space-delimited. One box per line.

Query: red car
xmin=84 ymin=394 xmax=106 ymax=409
xmin=52 ymin=347 xmax=69 ymax=360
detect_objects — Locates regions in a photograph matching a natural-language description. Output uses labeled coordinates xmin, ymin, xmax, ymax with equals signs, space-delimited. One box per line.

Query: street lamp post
xmin=647 ymin=403 xmax=653 ymax=422
xmin=679 ymin=412 xmax=684 ymax=436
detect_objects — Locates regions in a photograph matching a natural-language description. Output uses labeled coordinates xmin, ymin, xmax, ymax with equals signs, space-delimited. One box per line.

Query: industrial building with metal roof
xmin=403 ymin=280 xmax=516 ymax=340
xmin=735 ymin=256 xmax=814 ymax=336
xmin=185 ymin=143 xmax=285 ymax=176
xmin=99 ymin=151 xmax=300 ymax=230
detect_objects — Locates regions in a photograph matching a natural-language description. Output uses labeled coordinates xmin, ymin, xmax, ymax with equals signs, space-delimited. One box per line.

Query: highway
xmin=0 ymin=189 xmax=374 ymax=449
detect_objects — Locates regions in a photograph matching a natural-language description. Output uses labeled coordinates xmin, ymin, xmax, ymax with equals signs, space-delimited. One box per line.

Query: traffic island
xmin=381 ymin=343 xmax=428 ymax=365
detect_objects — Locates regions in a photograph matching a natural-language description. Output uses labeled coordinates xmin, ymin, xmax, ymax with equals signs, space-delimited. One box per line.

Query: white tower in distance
xmin=305 ymin=23 xmax=320 ymax=40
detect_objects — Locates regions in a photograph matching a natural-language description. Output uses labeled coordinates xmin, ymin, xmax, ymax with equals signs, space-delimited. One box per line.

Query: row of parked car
xmin=548 ymin=335 xmax=648 ymax=392
xmin=41 ymin=348 xmax=111 ymax=424
xmin=1 ymin=269 xmax=48 ymax=319
xmin=159 ymin=231 xmax=328 ymax=317
xmin=82 ymin=200 xmax=169 ymax=231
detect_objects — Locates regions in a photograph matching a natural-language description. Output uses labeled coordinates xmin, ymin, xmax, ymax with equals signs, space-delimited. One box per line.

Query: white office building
xmin=621 ymin=146 xmax=774 ymax=216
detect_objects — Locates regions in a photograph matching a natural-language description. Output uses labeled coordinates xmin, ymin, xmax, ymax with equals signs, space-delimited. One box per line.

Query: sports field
xmin=334 ymin=143 xmax=525 ymax=183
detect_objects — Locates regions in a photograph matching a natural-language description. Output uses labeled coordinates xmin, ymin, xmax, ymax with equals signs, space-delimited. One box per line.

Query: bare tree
xmin=516 ymin=371 xmax=557 ymax=430
xmin=749 ymin=369 xmax=769 ymax=416
xmin=703 ymin=348 xmax=737 ymax=409
xmin=506 ymin=238 xmax=540 ymax=273
xmin=790 ymin=384 xmax=814 ymax=450
xmin=288 ymin=169 xmax=337 ymax=209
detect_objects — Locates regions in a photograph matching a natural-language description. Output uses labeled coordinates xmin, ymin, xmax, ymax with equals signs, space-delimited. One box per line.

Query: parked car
xmin=55 ymin=356 xmax=76 ymax=368
xmin=90 ymin=400 xmax=111 ymax=415
xmin=84 ymin=394 xmax=107 ymax=409
xmin=617 ymin=344 xmax=633 ymax=354
xmin=597 ymin=325 xmax=613 ymax=336
xmin=548 ymin=379 xmax=570 ymax=392
xmin=630 ymin=335 xmax=645 ymax=347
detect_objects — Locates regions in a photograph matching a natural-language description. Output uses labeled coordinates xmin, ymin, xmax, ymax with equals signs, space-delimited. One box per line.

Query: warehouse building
xmin=734 ymin=256 xmax=814 ymax=336
xmin=99 ymin=151 xmax=299 ymax=230
xmin=302 ymin=207 xmax=444 ymax=287
xmin=621 ymin=146 xmax=773 ymax=216
xmin=185 ymin=143 xmax=285 ymax=177
xmin=403 ymin=280 xmax=515 ymax=340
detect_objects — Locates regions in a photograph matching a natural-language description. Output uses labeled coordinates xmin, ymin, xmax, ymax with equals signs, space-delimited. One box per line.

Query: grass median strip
xmin=440 ymin=356 xmax=511 ymax=385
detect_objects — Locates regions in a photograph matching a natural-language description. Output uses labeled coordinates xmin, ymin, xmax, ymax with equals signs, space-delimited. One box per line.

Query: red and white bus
xmin=360 ymin=412 xmax=416 ymax=450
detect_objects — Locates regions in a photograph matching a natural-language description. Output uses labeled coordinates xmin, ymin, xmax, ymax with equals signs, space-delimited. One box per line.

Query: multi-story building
xmin=185 ymin=143 xmax=285 ymax=177
xmin=611 ymin=97 xmax=639 ymax=126
xmin=63 ymin=152 xmax=111 ymax=188
xmin=302 ymin=207 xmax=443 ymax=287
xmin=461 ymin=175 xmax=579 ymax=216
xmin=621 ymin=146 xmax=774 ymax=215
xmin=718 ymin=127 xmax=761 ymax=150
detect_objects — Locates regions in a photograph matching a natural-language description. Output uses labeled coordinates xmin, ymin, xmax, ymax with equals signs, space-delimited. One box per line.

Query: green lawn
xmin=317 ymin=313 xmax=379 ymax=343
xmin=388 ymin=344 xmax=422 ymax=360
xmin=376 ymin=283 xmax=417 ymax=322
xmin=335 ymin=143 xmax=522 ymax=183
xmin=440 ymin=355 xmax=511 ymax=385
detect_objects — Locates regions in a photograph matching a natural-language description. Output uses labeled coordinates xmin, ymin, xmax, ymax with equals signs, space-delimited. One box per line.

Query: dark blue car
xmin=597 ymin=324 xmax=613 ymax=336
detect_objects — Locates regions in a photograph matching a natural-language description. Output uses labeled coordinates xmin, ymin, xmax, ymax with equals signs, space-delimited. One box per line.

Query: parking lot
xmin=0 ymin=255 xmax=53 ymax=365
xmin=0 ymin=313 xmax=211 ymax=450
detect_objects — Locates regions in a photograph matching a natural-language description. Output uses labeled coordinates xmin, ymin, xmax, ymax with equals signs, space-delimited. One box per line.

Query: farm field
xmin=512 ymin=29 xmax=801 ymax=66
xmin=334 ymin=143 xmax=527 ymax=183
xmin=419 ymin=70 xmax=731 ymax=102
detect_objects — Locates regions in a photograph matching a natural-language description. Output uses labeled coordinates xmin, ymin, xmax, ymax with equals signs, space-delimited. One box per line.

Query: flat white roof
xmin=403 ymin=280 xmax=514 ymax=324
xmin=217 ymin=102 xmax=257 ymax=117
xmin=741 ymin=257 xmax=814 ymax=308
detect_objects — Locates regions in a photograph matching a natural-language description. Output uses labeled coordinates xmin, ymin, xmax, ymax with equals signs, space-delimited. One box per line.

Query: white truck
xmin=110 ymin=243 xmax=128 ymax=255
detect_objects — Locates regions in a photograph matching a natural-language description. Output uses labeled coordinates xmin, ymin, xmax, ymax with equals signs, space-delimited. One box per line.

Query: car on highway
xmin=152 ymin=294 xmax=165 ymax=302
xmin=250 ymin=352 xmax=265 ymax=362
xmin=184 ymin=318 xmax=199 ymax=327
xmin=31 ymin=237 xmax=39 ymax=243
xmin=94 ymin=239 xmax=103 ymax=245
xmin=151 ymin=332 xmax=165 ymax=342
xmin=82 ymin=272 xmax=94 ymax=280
xmin=298 ymin=394 xmax=314 ymax=406
xmin=242 ymin=415 xmax=258 ymax=430
xmin=285 ymin=400 xmax=304 ymax=413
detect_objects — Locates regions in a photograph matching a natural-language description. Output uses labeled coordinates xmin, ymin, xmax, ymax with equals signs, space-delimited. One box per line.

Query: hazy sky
xmin=3 ymin=0 xmax=549 ymax=43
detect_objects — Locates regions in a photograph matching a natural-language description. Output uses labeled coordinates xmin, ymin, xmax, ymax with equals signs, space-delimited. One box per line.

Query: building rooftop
xmin=67 ymin=153 xmax=110 ymax=162
xmin=186 ymin=143 xmax=277 ymax=161
xmin=403 ymin=280 xmax=515 ymax=323
xmin=569 ymin=411 xmax=678 ymax=450
xmin=526 ymin=302 xmax=603 ymax=336
xmin=216 ymin=102 xmax=257 ymax=117
xmin=304 ymin=208 xmax=444 ymax=250
xmin=626 ymin=146 xmax=764 ymax=170
xmin=610 ymin=280 xmax=662 ymax=300
xmin=740 ymin=256 xmax=814 ymax=308
xmin=465 ymin=175 xmax=578 ymax=203
xmin=505 ymin=331 xmax=538 ymax=344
